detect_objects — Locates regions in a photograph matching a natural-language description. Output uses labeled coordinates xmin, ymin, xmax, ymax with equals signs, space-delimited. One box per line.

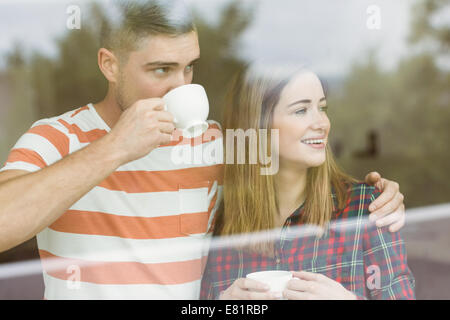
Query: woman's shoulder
xmin=333 ymin=182 xmax=381 ymax=219
xmin=347 ymin=182 xmax=381 ymax=199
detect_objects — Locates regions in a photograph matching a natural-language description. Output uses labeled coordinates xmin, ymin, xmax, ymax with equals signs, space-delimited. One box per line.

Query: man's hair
xmin=100 ymin=0 xmax=196 ymax=61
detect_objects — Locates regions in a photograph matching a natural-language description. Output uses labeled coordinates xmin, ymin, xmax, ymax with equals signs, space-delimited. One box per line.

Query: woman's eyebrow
xmin=287 ymin=97 xmax=326 ymax=108
xmin=287 ymin=99 xmax=310 ymax=108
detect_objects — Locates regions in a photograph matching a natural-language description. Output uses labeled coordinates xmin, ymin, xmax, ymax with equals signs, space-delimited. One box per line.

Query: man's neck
xmin=93 ymin=90 xmax=123 ymax=129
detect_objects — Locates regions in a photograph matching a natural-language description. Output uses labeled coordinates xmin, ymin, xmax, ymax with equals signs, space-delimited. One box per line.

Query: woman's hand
xmin=283 ymin=271 xmax=357 ymax=300
xmin=219 ymin=278 xmax=282 ymax=300
xmin=365 ymin=172 xmax=406 ymax=232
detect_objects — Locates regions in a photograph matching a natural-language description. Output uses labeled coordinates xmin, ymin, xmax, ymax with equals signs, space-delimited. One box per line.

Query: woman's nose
xmin=311 ymin=111 xmax=329 ymax=131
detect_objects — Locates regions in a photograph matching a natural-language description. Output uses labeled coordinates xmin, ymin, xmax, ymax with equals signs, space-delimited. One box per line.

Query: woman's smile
xmin=300 ymin=136 xmax=327 ymax=149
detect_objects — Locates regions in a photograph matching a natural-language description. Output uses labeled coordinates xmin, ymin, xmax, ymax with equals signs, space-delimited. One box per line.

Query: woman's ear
xmin=98 ymin=48 xmax=120 ymax=83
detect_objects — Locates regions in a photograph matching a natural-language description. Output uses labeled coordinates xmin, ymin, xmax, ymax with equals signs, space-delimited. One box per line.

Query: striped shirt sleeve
xmin=362 ymin=188 xmax=416 ymax=300
xmin=1 ymin=119 xmax=71 ymax=173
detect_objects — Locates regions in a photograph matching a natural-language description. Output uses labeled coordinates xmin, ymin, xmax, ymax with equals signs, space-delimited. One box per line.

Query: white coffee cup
xmin=162 ymin=84 xmax=209 ymax=138
xmin=246 ymin=270 xmax=293 ymax=294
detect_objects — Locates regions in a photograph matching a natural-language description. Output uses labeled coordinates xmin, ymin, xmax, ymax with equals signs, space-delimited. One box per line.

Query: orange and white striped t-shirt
xmin=0 ymin=103 xmax=224 ymax=299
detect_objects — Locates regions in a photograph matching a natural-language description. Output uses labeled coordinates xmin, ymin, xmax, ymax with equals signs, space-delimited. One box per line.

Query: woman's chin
xmin=281 ymin=158 xmax=326 ymax=169
xmin=302 ymin=156 xmax=326 ymax=168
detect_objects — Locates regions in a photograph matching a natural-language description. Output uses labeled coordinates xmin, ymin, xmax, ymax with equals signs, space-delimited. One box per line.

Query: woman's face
xmin=271 ymin=71 xmax=330 ymax=169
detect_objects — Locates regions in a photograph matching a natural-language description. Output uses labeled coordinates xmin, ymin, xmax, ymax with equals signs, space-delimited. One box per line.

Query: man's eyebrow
xmin=143 ymin=61 xmax=179 ymax=68
xmin=143 ymin=57 xmax=200 ymax=68
xmin=287 ymin=97 xmax=326 ymax=108
xmin=189 ymin=57 xmax=201 ymax=65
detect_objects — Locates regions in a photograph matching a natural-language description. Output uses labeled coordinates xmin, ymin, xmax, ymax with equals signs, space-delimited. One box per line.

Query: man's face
xmin=115 ymin=31 xmax=200 ymax=110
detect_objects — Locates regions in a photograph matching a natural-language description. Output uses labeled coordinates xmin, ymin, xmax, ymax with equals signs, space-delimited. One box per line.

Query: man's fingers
xmin=389 ymin=217 xmax=406 ymax=233
xmin=157 ymin=133 xmax=173 ymax=146
xmin=138 ymin=98 xmax=165 ymax=111
xmin=376 ymin=204 xmax=405 ymax=231
xmin=156 ymin=110 xmax=175 ymax=123
xmin=158 ymin=122 xmax=175 ymax=134
xmin=374 ymin=209 xmax=401 ymax=228
xmin=368 ymin=180 xmax=400 ymax=212
xmin=369 ymin=192 xmax=404 ymax=220
xmin=369 ymin=201 xmax=395 ymax=221
xmin=152 ymin=103 xmax=165 ymax=111
xmin=365 ymin=172 xmax=381 ymax=186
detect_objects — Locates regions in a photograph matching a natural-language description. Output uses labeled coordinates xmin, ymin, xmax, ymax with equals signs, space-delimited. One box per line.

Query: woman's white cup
xmin=162 ymin=84 xmax=209 ymax=138
xmin=246 ymin=270 xmax=292 ymax=294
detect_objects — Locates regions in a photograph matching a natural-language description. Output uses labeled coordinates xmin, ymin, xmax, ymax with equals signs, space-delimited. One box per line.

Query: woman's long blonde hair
xmin=214 ymin=63 xmax=358 ymax=254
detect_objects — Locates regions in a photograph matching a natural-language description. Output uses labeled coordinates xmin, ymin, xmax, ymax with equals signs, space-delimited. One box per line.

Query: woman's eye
xmin=320 ymin=106 xmax=329 ymax=112
xmin=295 ymin=108 xmax=307 ymax=115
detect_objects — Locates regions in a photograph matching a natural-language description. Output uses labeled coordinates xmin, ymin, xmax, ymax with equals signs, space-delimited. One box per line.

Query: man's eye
xmin=154 ymin=67 xmax=169 ymax=75
xmin=185 ymin=64 xmax=195 ymax=73
xmin=320 ymin=106 xmax=329 ymax=112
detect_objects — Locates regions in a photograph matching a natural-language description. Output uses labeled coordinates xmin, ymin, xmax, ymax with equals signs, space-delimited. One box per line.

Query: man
xmin=0 ymin=0 xmax=405 ymax=299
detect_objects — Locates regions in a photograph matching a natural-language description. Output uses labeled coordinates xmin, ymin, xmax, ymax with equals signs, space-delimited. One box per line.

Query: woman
xmin=200 ymin=64 xmax=415 ymax=300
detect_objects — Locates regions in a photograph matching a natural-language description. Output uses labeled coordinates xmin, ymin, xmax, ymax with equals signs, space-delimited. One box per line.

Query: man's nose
xmin=167 ymin=72 xmax=189 ymax=92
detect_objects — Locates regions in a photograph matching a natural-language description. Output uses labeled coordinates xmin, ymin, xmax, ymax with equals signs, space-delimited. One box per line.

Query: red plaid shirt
xmin=200 ymin=183 xmax=415 ymax=300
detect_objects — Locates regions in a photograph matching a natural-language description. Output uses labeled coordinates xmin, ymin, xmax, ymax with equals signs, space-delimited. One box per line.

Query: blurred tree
xmin=6 ymin=0 xmax=253 ymax=123
xmin=330 ymin=0 xmax=450 ymax=207
xmin=409 ymin=0 xmax=450 ymax=53
xmin=30 ymin=2 xmax=108 ymax=119
xmin=3 ymin=44 xmax=36 ymax=149
xmin=386 ymin=54 xmax=449 ymax=156
xmin=193 ymin=0 xmax=254 ymax=122
xmin=328 ymin=51 xmax=392 ymax=156
xmin=29 ymin=53 xmax=56 ymax=119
